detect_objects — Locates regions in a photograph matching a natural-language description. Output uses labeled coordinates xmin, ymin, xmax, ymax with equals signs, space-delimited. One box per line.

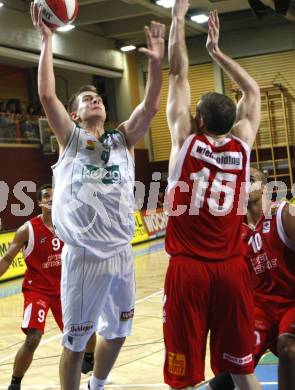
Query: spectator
xmin=0 ymin=100 xmax=17 ymax=140
xmin=27 ymin=104 xmax=38 ymax=116
xmin=37 ymin=104 xmax=45 ymax=117
xmin=0 ymin=100 xmax=6 ymax=113
xmin=6 ymin=99 xmax=20 ymax=115
xmin=0 ymin=101 xmax=8 ymax=139
xmin=21 ymin=103 xmax=39 ymax=140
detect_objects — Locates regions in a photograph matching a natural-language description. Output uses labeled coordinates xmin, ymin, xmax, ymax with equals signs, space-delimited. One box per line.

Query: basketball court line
xmin=0 ymin=385 xmax=169 ymax=389
xmin=0 ymin=289 xmax=163 ymax=364
xmin=0 ymin=240 xmax=166 ymax=299
xmin=0 ymin=382 xmax=280 ymax=389
xmin=1 ymin=240 xmax=278 ymax=389
xmin=197 ymin=382 xmax=278 ymax=390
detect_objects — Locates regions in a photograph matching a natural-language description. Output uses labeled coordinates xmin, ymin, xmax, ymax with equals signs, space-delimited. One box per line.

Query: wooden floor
xmin=0 ymin=239 xmax=213 ymax=390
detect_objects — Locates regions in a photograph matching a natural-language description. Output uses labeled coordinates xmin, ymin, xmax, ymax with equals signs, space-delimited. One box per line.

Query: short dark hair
xmin=37 ymin=184 xmax=52 ymax=202
xmin=197 ymin=92 xmax=236 ymax=136
xmin=67 ymin=85 xmax=98 ymax=113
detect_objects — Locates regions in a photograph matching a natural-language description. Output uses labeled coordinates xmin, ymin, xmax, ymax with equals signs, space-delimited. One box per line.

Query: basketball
xmin=34 ymin=0 xmax=78 ymax=29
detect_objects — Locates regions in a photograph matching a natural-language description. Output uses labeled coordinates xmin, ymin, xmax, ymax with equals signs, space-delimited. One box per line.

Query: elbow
xmin=39 ymin=93 xmax=56 ymax=105
xmin=251 ymin=81 xmax=260 ymax=97
xmin=250 ymin=80 xmax=260 ymax=97
xmin=143 ymin=103 xmax=158 ymax=120
xmin=169 ymin=60 xmax=188 ymax=78
xmin=243 ymin=82 xmax=260 ymax=99
xmin=147 ymin=105 xmax=159 ymax=119
xmin=152 ymin=97 xmax=161 ymax=114
xmin=169 ymin=65 xmax=179 ymax=77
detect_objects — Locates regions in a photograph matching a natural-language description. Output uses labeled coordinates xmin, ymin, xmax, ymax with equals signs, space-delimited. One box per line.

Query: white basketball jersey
xmin=52 ymin=124 xmax=135 ymax=258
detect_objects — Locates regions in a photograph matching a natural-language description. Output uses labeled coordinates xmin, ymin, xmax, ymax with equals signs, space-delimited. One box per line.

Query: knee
xmin=24 ymin=330 xmax=42 ymax=353
xmin=107 ymin=336 xmax=126 ymax=347
xmin=278 ymin=336 xmax=295 ymax=362
xmin=62 ymin=347 xmax=85 ymax=362
xmin=113 ymin=336 xmax=126 ymax=347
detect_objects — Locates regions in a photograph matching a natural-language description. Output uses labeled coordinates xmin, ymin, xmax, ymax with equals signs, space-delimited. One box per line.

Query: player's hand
xmin=30 ymin=2 xmax=53 ymax=38
xmin=206 ymin=10 xmax=220 ymax=55
xmin=172 ymin=0 xmax=190 ymax=19
xmin=138 ymin=22 xmax=166 ymax=63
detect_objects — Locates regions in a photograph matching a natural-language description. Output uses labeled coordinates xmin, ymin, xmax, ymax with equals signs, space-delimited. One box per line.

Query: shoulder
xmin=175 ymin=133 xmax=198 ymax=154
xmin=241 ymin=222 xmax=252 ymax=240
xmin=100 ymin=127 xmax=124 ymax=142
xmin=242 ymin=221 xmax=252 ymax=233
xmin=28 ymin=215 xmax=41 ymax=227
xmin=229 ymin=132 xmax=250 ymax=153
xmin=17 ymin=222 xmax=29 ymax=234
xmin=231 ymin=119 xmax=256 ymax=150
xmin=14 ymin=223 xmax=29 ymax=243
xmin=275 ymin=201 xmax=295 ymax=250
xmin=281 ymin=201 xmax=295 ymax=225
xmin=114 ymin=125 xmax=128 ymax=142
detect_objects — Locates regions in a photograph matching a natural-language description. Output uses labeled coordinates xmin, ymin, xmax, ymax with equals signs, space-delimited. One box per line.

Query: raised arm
xmin=118 ymin=21 xmax=165 ymax=150
xmin=31 ymin=3 xmax=73 ymax=152
xmin=0 ymin=224 xmax=28 ymax=276
xmin=167 ymin=0 xmax=192 ymax=149
xmin=206 ymin=10 xmax=260 ymax=149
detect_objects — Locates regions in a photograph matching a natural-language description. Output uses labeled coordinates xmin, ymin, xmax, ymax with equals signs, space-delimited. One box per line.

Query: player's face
xmin=39 ymin=187 xmax=53 ymax=214
xmin=76 ymin=92 xmax=106 ymax=123
xmin=247 ymin=196 xmax=264 ymax=224
xmin=249 ymin=170 xmax=264 ymax=201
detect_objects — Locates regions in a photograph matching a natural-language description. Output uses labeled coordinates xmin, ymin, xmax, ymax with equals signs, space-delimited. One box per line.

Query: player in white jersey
xmin=31 ymin=3 xmax=165 ymax=390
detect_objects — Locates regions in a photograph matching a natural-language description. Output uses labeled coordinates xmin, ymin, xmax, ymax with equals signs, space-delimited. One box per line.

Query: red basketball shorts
xmin=254 ymin=299 xmax=295 ymax=363
xmin=163 ymin=255 xmax=255 ymax=388
xmin=22 ymin=290 xmax=63 ymax=334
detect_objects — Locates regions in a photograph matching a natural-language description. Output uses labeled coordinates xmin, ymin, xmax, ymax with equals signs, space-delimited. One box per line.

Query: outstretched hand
xmin=30 ymin=2 xmax=53 ymax=38
xmin=138 ymin=21 xmax=166 ymax=62
xmin=206 ymin=10 xmax=220 ymax=55
xmin=172 ymin=0 xmax=190 ymax=19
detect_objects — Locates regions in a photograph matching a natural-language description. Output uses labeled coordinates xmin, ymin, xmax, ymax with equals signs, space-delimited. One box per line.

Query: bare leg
xmin=59 ymin=347 xmax=84 ymax=390
xmin=85 ymin=333 xmax=97 ymax=353
xmin=93 ymin=337 xmax=125 ymax=380
xmin=12 ymin=329 xmax=42 ymax=377
xmin=231 ymin=373 xmax=261 ymax=390
xmin=278 ymin=334 xmax=295 ymax=390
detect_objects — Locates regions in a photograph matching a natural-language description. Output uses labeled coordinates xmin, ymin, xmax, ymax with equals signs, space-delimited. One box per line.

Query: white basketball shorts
xmin=61 ymin=243 xmax=135 ymax=352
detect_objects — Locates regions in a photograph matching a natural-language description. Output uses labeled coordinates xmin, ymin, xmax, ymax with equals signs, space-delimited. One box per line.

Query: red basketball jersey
xmin=245 ymin=202 xmax=295 ymax=304
xmin=22 ymin=215 xmax=63 ymax=296
xmin=165 ymin=133 xmax=250 ymax=260
xmin=241 ymin=222 xmax=252 ymax=257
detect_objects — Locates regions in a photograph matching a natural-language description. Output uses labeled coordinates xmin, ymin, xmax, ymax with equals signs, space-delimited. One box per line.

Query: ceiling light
xmin=156 ymin=0 xmax=174 ymax=8
xmin=120 ymin=45 xmax=136 ymax=52
xmin=190 ymin=14 xmax=209 ymax=24
xmin=56 ymin=24 xmax=75 ymax=32
xmin=0 ymin=2 xmax=4 ymax=8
